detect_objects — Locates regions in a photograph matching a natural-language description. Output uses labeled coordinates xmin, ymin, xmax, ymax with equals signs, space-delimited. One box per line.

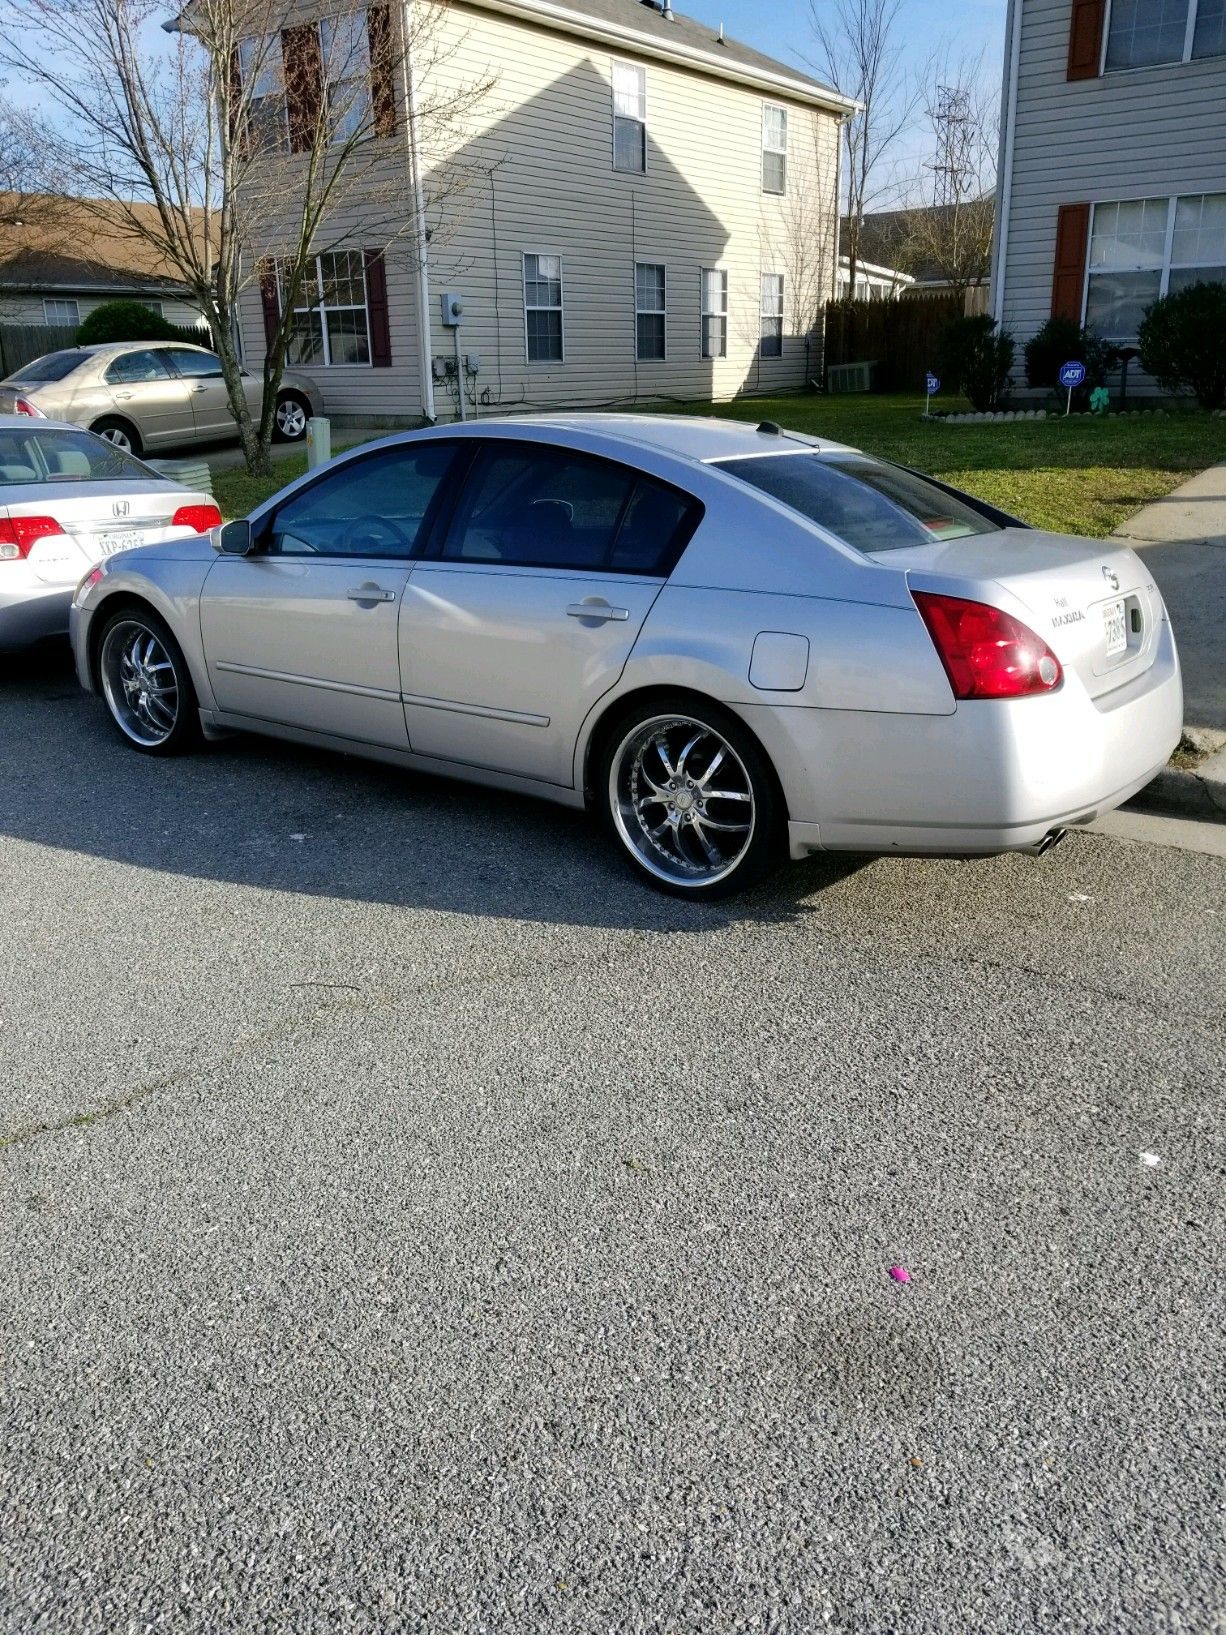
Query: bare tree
xmin=899 ymin=54 xmax=996 ymax=295
xmin=808 ymin=0 xmax=920 ymax=299
xmin=0 ymin=0 xmax=493 ymax=472
xmin=760 ymin=119 xmax=839 ymax=373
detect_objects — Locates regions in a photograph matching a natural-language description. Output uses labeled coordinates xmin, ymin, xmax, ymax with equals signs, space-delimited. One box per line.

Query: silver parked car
xmin=0 ymin=416 xmax=220 ymax=651
xmin=0 ymin=342 xmax=321 ymax=456
xmin=69 ymin=415 xmax=1182 ymax=898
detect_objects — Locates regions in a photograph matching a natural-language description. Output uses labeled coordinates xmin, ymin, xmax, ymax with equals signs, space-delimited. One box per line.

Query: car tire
xmin=91 ymin=417 xmax=142 ymax=457
xmin=273 ymin=392 xmax=310 ymax=442
xmin=598 ymin=696 xmax=785 ymax=899
xmin=97 ymin=605 xmax=200 ymax=756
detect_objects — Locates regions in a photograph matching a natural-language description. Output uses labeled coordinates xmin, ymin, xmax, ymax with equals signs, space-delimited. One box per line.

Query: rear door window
xmin=266 ymin=442 xmax=458 ymax=558
xmin=104 ymin=350 xmax=174 ymax=386
xmin=717 ymin=453 xmax=999 ymax=553
xmin=443 ymin=445 xmax=699 ymax=574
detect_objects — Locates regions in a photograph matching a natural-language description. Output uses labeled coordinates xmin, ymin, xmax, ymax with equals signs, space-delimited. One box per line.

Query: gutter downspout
xmin=989 ymin=0 xmax=1022 ymax=324
xmin=402 ymin=1 xmax=436 ymax=422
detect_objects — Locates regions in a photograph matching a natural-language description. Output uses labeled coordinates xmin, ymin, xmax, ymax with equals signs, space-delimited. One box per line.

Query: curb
xmin=1124 ymin=762 xmax=1226 ymax=826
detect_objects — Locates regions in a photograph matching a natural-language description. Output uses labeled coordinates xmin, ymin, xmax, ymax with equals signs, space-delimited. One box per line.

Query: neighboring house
xmin=0 ymin=200 xmax=207 ymax=330
xmin=840 ymin=206 xmax=992 ymax=310
xmin=236 ymin=0 xmax=854 ymax=423
xmin=991 ymin=0 xmax=1226 ymax=384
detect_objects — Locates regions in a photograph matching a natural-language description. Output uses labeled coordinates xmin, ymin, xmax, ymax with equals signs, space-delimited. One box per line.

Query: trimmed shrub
xmin=936 ymin=314 xmax=1015 ymax=412
xmin=1023 ymin=315 xmax=1113 ymax=400
xmin=76 ymin=300 xmax=188 ymax=346
xmin=1138 ymin=281 xmax=1226 ymax=410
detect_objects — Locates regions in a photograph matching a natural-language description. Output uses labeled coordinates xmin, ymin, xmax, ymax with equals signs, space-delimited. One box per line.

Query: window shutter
xmin=367 ymin=6 xmax=396 ymax=138
xmin=1051 ymin=203 xmax=1091 ymax=321
xmin=258 ymin=258 xmax=281 ymax=349
xmin=283 ymin=23 xmax=324 ymax=152
xmin=1067 ymin=0 xmax=1106 ymax=79
xmin=364 ymin=248 xmax=392 ymax=366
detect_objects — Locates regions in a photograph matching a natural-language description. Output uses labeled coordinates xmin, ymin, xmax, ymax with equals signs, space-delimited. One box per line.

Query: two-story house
xmin=990 ymin=0 xmax=1226 ymax=387
xmin=236 ymin=0 xmax=852 ymax=424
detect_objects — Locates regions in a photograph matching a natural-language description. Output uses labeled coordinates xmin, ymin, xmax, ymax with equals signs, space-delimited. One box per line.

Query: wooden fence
xmin=823 ymin=293 xmax=964 ymax=393
xmin=0 ymin=319 xmax=214 ymax=378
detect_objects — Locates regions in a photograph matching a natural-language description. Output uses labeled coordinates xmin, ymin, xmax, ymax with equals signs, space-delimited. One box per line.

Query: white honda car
xmin=68 ymin=416 xmax=1182 ymax=898
xmin=1 ymin=416 xmax=220 ymax=651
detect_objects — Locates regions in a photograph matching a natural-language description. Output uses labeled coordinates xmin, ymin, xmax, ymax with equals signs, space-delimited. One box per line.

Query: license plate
xmin=1103 ymin=597 xmax=1127 ymax=657
xmin=96 ymin=530 xmax=144 ymax=556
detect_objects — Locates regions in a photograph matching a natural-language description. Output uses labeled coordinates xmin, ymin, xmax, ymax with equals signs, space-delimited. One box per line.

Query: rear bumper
xmin=759 ymin=619 xmax=1184 ymax=858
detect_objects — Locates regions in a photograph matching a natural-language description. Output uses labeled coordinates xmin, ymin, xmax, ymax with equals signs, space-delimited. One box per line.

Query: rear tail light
xmin=913 ymin=591 xmax=1063 ymax=700
xmin=171 ymin=503 xmax=223 ymax=533
xmin=13 ymin=397 xmax=45 ymax=418
xmin=0 ymin=515 xmax=65 ymax=562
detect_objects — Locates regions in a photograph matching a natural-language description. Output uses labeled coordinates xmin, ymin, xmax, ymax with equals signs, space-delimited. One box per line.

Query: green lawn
xmin=210 ymin=394 xmax=1225 ymax=538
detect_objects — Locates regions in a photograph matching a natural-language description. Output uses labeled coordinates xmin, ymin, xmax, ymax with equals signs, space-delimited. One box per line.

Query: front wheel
xmin=599 ymin=699 xmax=785 ymax=899
xmin=98 ymin=607 xmax=199 ymax=755
xmin=273 ymin=393 xmax=310 ymax=442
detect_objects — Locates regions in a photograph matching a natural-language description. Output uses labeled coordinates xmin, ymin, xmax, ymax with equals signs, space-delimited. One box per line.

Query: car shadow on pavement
xmin=0 ymin=650 xmax=865 ymax=932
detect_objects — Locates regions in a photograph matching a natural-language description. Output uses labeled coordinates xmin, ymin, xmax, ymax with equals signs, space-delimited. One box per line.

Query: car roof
xmin=436 ymin=413 xmax=858 ymax=464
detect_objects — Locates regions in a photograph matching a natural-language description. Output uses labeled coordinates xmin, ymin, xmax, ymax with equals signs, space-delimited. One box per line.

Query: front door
xmin=199 ymin=440 xmax=459 ymax=747
xmin=164 ymin=347 xmax=235 ymax=440
xmin=399 ymin=442 xmax=698 ymax=786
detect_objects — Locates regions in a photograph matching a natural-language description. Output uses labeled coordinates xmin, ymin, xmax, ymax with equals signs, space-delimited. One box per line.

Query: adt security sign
xmin=1059 ymin=359 xmax=1086 ymax=415
xmin=924 ymin=372 xmax=940 ymax=414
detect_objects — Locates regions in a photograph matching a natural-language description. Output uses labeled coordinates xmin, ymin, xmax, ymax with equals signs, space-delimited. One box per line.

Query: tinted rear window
xmin=717 ymin=453 xmax=999 ymax=553
xmin=9 ymin=350 xmax=86 ymax=384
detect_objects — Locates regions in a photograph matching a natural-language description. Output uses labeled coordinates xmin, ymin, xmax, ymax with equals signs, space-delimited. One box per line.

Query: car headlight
xmin=73 ymin=563 xmax=106 ymax=608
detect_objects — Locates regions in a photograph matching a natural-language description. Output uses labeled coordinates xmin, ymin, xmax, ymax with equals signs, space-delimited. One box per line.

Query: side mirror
xmin=216 ymin=518 xmax=254 ymax=556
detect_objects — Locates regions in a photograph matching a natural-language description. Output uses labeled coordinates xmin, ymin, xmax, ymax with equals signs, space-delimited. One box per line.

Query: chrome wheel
xmin=276 ymin=396 xmax=307 ymax=438
xmin=609 ymin=714 xmax=756 ymax=888
xmin=100 ymin=619 xmax=181 ymax=747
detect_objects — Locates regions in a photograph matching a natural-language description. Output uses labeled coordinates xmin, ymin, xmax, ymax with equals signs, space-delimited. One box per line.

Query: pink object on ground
xmin=888 ymin=1266 xmax=912 ymax=1284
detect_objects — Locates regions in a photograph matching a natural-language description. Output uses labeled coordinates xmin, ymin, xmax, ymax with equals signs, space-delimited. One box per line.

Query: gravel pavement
xmin=2 ymin=650 xmax=1224 ymax=1635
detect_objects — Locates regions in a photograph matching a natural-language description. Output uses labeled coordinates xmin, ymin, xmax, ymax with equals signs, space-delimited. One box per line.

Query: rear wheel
xmin=599 ymin=698 xmax=785 ymax=899
xmin=98 ymin=607 xmax=199 ymax=755
xmin=273 ymin=392 xmax=310 ymax=442
xmin=91 ymin=417 xmax=142 ymax=456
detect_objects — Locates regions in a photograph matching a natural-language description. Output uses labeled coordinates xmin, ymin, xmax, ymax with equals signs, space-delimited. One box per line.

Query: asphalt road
xmin=2 ymin=650 xmax=1224 ymax=1635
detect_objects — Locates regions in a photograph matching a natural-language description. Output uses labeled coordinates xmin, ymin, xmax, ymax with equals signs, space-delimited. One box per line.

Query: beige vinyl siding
xmin=997 ymin=0 xmax=1226 ymax=384
xmin=0 ymin=291 xmax=206 ymax=327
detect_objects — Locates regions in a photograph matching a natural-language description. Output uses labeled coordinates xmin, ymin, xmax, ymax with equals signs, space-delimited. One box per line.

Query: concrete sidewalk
xmin=1113 ymin=463 xmax=1226 ymax=735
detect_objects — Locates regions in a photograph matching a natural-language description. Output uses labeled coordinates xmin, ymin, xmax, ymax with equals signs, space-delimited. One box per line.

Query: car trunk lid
xmin=4 ymin=481 xmax=211 ymax=581
xmin=875 ymin=528 xmax=1164 ymax=701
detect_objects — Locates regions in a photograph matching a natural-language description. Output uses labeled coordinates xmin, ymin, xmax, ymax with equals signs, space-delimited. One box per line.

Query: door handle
xmin=347 ymin=585 xmax=397 ymax=604
xmin=567 ymin=600 xmax=629 ymax=623
xmin=191 ymin=383 xmax=209 ymax=393
xmin=114 ymin=391 xmax=133 ymax=401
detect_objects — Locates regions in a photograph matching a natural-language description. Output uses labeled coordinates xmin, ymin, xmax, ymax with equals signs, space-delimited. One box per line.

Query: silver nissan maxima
xmin=69 ymin=415 xmax=1182 ymax=898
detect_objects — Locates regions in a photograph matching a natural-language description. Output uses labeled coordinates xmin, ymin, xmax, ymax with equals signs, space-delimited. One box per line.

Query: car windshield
xmin=716 ymin=452 xmax=1000 ymax=553
xmin=8 ymin=350 xmax=86 ymax=384
xmin=0 ymin=425 xmax=157 ymax=485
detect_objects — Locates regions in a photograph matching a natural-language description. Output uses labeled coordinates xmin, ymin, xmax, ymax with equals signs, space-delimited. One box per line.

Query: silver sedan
xmin=69 ymin=415 xmax=1182 ymax=898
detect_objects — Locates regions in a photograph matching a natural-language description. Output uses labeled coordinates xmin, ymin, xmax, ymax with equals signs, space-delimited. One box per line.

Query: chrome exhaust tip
xmin=1028 ymin=827 xmax=1069 ymax=858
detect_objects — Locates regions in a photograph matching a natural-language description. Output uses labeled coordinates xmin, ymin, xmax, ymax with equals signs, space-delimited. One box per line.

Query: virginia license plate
xmin=1103 ymin=597 xmax=1127 ymax=657
xmin=96 ymin=530 xmax=144 ymax=556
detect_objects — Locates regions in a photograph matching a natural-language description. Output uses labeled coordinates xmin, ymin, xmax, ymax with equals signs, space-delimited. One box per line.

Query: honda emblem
xmin=112 ymin=500 xmax=131 ymax=519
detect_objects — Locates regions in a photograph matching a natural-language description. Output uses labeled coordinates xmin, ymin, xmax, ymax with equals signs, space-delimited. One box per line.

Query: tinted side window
xmin=105 ymin=350 xmax=173 ymax=386
xmin=164 ymin=348 xmax=224 ymax=378
xmin=266 ymin=443 xmax=457 ymax=559
xmin=441 ymin=448 xmax=699 ymax=574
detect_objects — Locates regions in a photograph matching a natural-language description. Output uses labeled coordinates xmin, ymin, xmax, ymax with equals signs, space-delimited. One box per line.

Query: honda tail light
xmin=14 ymin=397 xmax=45 ymax=418
xmin=0 ymin=515 xmax=64 ymax=561
xmin=913 ymin=591 xmax=1063 ymax=700
xmin=171 ymin=503 xmax=223 ymax=532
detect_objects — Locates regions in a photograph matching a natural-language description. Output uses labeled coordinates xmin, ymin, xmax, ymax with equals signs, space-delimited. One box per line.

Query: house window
xmin=762 ymin=104 xmax=788 ymax=194
xmin=760 ymin=273 xmax=784 ymax=357
xmin=1104 ymin=0 xmax=1226 ymax=68
xmin=701 ymin=269 xmax=728 ymax=359
xmin=285 ymin=250 xmax=371 ymax=366
xmin=524 ymin=254 xmax=563 ymax=362
xmin=1085 ymin=193 xmax=1226 ymax=339
xmin=140 ymin=300 xmax=164 ymax=319
xmin=612 ymin=61 xmax=646 ymax=172
xmin=238 ymin=35 xmax=289 ymax=153
xmin=42 ymin=298 xmax=79 ymax=326
xmin=635 ymin=263 xmax=666 ymax=361
xmin=321 ymin=12 xmax=373 ymax=142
